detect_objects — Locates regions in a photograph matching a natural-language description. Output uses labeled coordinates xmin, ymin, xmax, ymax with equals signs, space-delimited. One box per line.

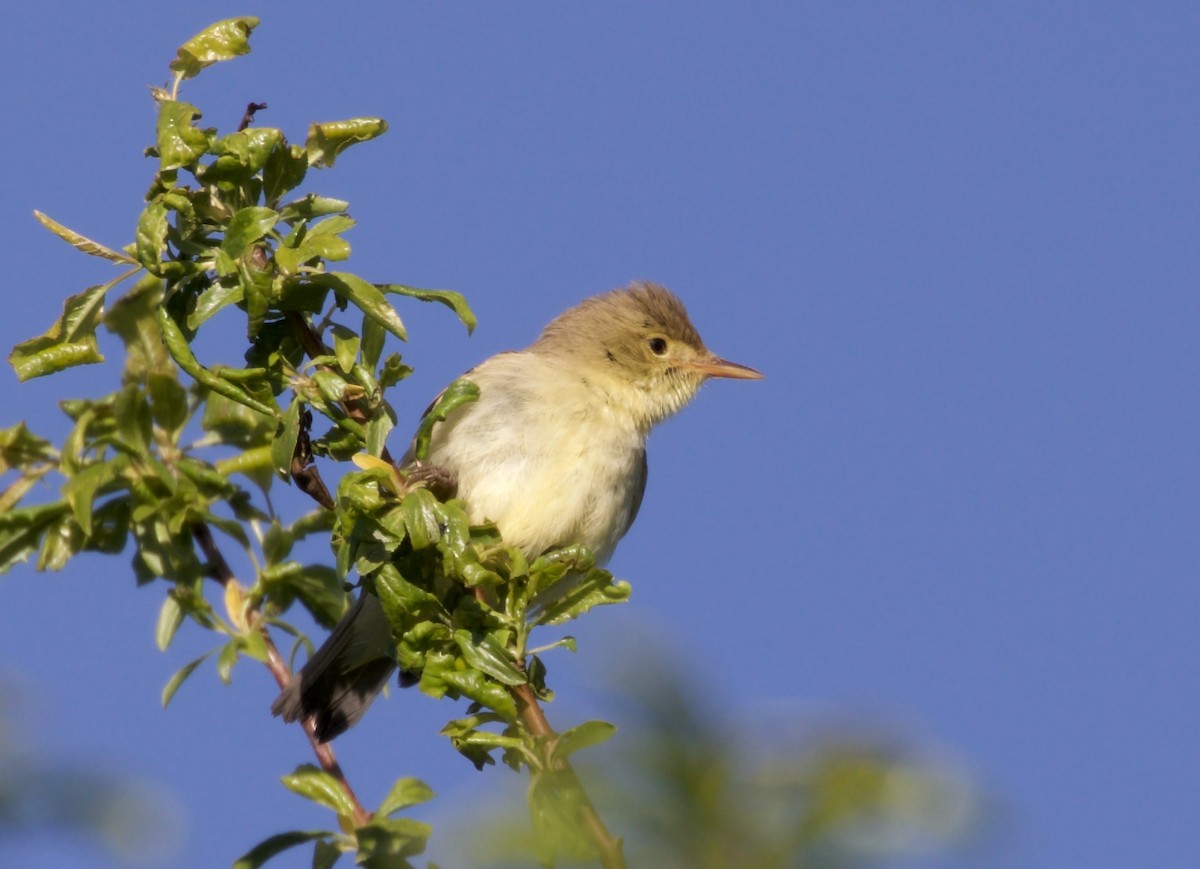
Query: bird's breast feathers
xmin=424 ymin=352 xmax=646 ymax=563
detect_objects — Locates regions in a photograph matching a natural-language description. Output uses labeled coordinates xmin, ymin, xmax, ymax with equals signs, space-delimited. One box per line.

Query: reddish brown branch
xmin=511 ymin=682 xmax=627 ymax=869
xmin=192 ymin=522 xmax=372 ymax=828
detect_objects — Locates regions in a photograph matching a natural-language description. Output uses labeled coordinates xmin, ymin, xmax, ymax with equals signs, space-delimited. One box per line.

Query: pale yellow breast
xmin=425 ymin=352 xmax=646 ymax=564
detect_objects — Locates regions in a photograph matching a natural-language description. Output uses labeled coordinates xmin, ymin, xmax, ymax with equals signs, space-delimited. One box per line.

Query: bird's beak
xmin=689 ymin=354 xmax=764 ymax=380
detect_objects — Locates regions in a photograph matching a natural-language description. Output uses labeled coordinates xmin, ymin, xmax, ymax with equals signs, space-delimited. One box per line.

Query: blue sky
xmin=2 ymin=2 xmax=1198 ymax=867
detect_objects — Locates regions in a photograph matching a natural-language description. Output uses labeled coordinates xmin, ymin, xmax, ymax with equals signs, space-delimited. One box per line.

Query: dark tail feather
xmin=271 ymin=593 xmax=396 ymax=742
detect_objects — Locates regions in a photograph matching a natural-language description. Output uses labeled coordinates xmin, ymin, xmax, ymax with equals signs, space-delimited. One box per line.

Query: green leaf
xmin=232 ymin=829 xmax=333 ymax=869
xmin=62 ymin=461 xmax=122 ymax=536
xmin=222 ymin=207 xmax=278 ymax=257
xmin=155 ymin=594 xmax=185 ymax=651
xmin=263 ymin=143 xmax=308 ymax=207
xmin=281 ymin=764 xmax=358 ymax=818
xmin=161 ymin=651 xmax=213 ymax=707
xmin=355 ymin=816 xmax=432 ymax=862
xmin=188 ymin=281 xmax=243 ymax=329
xmin=156 ymin=101 xmax=210 ymax=171
xmin=272 ymin=397 xmax=302 ymax=479
xmin=360 ymin=315 xmax=386 ymax=370
xmin=135 ymin=199 xmax=169 ymax=272
xmin=170 ymin=17 xmax=259 ymax=80
xmin=531 ymin=568 xmax=632 ymax=626
xmin=438 ymin=668 xmax=518 ymax=722
xmin=0 ymin=502 xmax=69 ymax=574
xmin=305 ymin=118 xmax=388 ymax=168
xmin=330 ymin=324 xmax=359 ymax=374
xmin=410 ymin=378 xmax=479 ymax=462
xmin=209 ymin=127 xmax=282 ymax=176
xmin=380 ymin=284 xmax=475 ymax=334
xmin=377 ymin=778 xmax=435 ymax=818
xmin=307 ymin=273 xmax=406 ymax=341
xmin=33 ymin=210 xmax=136 ymax=263
xmin=0 ymin=423 xmax=56 ymax=473
xmin=452 ymin=630 xmax=527 ymax=686
xmin=312 ymin=838 xmax=342 ymax=869
xmin=104 ymin=274 xmax=173 ymax=381
xmin=8 ymin=284 xmax=108 ymax=381
xmin=554 ymin=720 xmax=617 ymax=760
xmin=276 ymin=194 xmax=349 ymax=223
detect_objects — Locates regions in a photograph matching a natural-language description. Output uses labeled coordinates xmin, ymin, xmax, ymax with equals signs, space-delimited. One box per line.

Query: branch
xmin=192 ymin=522 xmax=372 ymax=828
xmin=512 ymin=683 xmax=626 ymax=869
xmin=237 ymin=102 xmax=268 ymax=132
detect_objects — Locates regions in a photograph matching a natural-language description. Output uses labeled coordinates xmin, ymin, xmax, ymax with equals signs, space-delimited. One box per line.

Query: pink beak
xmin=689 ymin=355 xmax=764 ymax=380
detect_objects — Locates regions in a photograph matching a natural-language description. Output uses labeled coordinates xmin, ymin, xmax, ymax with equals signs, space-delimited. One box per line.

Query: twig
xmin=511 ymin=682 xmax=627 ymax=869
xmin=192 ymin=522 xmax=372 ymax=828
xmin=238 ymin=102 xmax=268 ymax=132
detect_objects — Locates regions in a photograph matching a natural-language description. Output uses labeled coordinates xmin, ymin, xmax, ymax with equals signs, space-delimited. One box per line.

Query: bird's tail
xmin=271 ymin=593 xmax=396 ymax=742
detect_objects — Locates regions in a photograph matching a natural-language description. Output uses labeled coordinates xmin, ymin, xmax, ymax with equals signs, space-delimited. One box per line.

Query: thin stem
xmin=511 ymin=682 xmax=627 ymax=869
xmin=192 ymin=522 xmax=372 ymax=828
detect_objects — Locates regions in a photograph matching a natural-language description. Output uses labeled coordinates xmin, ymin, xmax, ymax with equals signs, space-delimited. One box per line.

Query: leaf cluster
xmin=2 ymin=18 xmax=631 ymax=869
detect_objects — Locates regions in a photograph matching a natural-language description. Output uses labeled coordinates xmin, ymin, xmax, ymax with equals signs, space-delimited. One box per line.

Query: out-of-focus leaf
xmin=554 ymin=720 xmax=617 ymax=760
xmin=377 ymin=778 xmax=435 ymax=818
xmin=8 ymin=284 xmax=108 ymax=381
xmin=202 ymin=389 xmax=277 ymax=448
xmin=232 ymin=830 xmax=334 ymax=869
xmin=453 ymin=630 xmax=526 ymax=686
xmin=33 ymin=210 xmax=136 ymax=263
xmin=380 ymin=284 xmax=475 ymax=334
xmin=169 ymin=17 xmax=259 ymax=80
xmin=62 ymin=461 xmax=122 ymax=536
xmin=0 ymin=502 xmax=69 ymax=574
xmin=104 ymin=274 xmax=172 ymax=381
xmin=356 ymin=815 xmax=432 ymax=862
xmin=305 ymin=118 xmax=388 ymax=168
xmin=281 ymin=764 xmax=358 ymax=818
xmin=0 ymin=423 xmax=56 ymax=473
xmin=410 ymin=378 xmax=479 ymax=462
xmin=156 ymin=101 xmax=210 ymax=171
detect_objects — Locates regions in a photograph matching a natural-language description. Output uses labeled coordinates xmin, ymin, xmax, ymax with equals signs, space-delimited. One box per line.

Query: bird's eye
xmin=648 ymin=337 xmax=668 ymax=356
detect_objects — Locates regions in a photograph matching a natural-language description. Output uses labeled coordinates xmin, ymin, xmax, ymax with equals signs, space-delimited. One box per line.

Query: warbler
xmin=273 ymin=281 xmax=762 ymax=740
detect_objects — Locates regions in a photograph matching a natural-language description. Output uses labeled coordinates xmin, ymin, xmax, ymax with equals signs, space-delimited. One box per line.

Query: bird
xmin=272 ymin=281 xmax=762 ymax=740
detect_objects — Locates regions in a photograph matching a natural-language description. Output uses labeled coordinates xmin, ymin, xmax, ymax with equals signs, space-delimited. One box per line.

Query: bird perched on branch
xmin=273 ymin=281 xmax=762 ymax=740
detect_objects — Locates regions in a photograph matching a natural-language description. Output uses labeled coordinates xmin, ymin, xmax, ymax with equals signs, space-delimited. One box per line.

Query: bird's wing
xmin=621 ymin=447 xmax=648 ymax=538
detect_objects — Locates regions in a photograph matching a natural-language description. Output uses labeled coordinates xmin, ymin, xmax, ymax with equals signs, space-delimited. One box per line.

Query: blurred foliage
xmin=450 ymin=650 xmax=983 ymax=869
xmin=0 ymin=689 xmax=182 ymax=865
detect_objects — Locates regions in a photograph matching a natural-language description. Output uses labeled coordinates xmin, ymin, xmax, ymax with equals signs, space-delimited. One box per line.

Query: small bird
xmin=273 ymin=281 xmax=762 ymax=740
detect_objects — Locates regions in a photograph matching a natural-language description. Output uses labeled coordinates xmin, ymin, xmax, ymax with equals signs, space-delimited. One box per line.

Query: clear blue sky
xmin=2 ymin=2 xmax=1197 ymax=867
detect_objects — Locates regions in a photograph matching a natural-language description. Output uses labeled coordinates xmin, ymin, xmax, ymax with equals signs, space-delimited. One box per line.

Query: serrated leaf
xmin=156 ymin=101 xmax=210 ymax=171
xmin=33 ymin=210 xmax=136 ymax=263
xmin=306 ymin=118 xmax=388 ymax=168
xmin=410 ymin=378 xmax=479 ymax=462
xmin=377 ymin=778 xmax=435 ymax=818
xmin=380 ymin=284 xmax=475 ymax=334
xmin=281 ymin=764 xmax=358 ymax=818
xmin=8 ymin=284 xmax=107 ymax=381
xmin=170 ymin=17 xmax=259 ymax=80
xmin=232 ymin=829 xmax=333 ymax=869
xmin=531 ymin=568 xmax=631 ymax=626
xmin=161 ymin=651 xmax=213 ymax=707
